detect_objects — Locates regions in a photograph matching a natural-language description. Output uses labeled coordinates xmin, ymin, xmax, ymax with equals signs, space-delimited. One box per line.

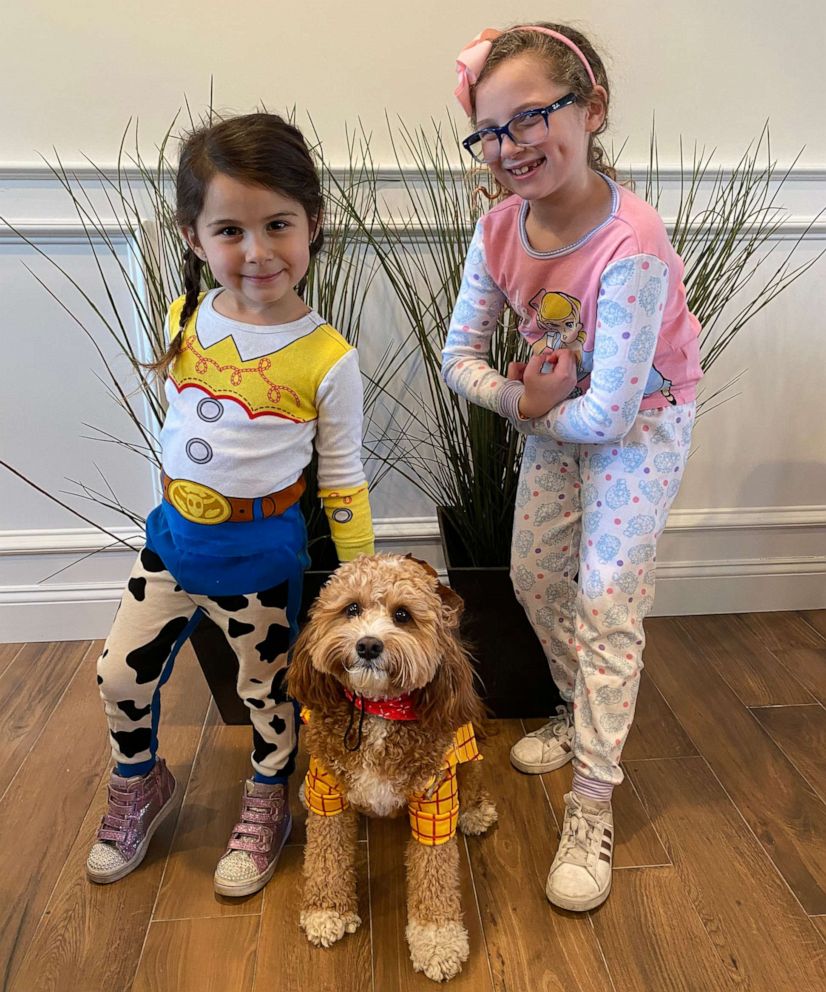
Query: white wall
xmin=1 ymin=1 xmax=825 ymax=641
xmin=4 ymin=1 xmax=826 ymax=168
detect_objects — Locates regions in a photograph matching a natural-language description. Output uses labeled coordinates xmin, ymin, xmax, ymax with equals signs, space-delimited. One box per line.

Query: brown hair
xmin=148 ymin=112 xmax=324 ymax=376
xmin=472 ymin=23 xmax=616 ymax=190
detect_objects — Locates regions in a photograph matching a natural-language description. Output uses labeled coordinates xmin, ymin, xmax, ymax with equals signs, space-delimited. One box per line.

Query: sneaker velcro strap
xmin=240 ymin=807 xmax=274 ymax=824
xmin=229 ymin=836 xmax=271 ymax=853
xmin=234 ymin=821 xmax=272 ymax=837
xmin=229 ymin=821 xmax=273 ymax=853
xmin=98 ymin=827 xmax=127 ymax=843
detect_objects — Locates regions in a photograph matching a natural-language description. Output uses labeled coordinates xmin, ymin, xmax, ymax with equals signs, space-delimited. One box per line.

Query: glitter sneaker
xmin=86 ymin=758 xmax=178 ymax=884
xmin=546 ymin=791 xmax=614 ymax=911
xmin=214 ymin=780 xmax=292 ymax=897
xmin=510 ymin=704 xmax=574 ymax=774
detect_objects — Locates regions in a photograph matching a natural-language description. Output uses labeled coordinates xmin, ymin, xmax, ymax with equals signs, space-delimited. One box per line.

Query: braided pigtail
xmin=144 ymin=247 xmax=202 ymax=378
xmin=178 ymin=248 xmax=204 ymax=329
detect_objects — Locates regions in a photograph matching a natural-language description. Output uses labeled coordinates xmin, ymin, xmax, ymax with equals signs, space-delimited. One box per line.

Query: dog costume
xmin=301 ymin=705 xmax=482 ymax=846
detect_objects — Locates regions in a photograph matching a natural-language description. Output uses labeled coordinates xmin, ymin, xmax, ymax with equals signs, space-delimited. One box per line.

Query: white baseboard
xmin=1 ymin=510 xmax=824 ymax=642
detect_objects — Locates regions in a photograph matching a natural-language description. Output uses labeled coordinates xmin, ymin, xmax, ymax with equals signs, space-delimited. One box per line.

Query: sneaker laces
xmin=557 ymin=806 xmax=595 ymax=867
xmin=531 ymin=705 xmax=573 ymax=742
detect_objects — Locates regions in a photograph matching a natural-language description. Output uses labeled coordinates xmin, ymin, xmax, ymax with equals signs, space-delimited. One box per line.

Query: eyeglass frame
xmin=461 ymin=92 xmax=578 ymax=163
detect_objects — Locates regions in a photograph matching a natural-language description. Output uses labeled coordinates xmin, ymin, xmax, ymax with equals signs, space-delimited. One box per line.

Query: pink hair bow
xmin=454 ymin=28 xmax=502 ymax=116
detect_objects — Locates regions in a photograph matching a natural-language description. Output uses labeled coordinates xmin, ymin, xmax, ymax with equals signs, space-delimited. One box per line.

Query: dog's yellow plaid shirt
xmin=301 ymin=710 xmax=481 ymax=846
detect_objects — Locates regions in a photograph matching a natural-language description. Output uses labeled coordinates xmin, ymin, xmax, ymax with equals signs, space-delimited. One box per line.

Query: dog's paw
xmin=406 ymin=919 xmax=469 ymax=982
xmin=458 ymin=796 xmax=498 ymax=835
xmin=301 ymin=909 xmax=361 ymax=947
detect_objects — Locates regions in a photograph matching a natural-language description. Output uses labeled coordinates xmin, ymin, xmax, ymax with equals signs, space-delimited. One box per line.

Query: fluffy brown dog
xmin=288 ymin=553 xmax=497 ymax=982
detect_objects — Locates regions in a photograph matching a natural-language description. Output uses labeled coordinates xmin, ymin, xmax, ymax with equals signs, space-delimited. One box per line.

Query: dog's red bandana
xmin=343 ymin=690 xmax=418 ymax=721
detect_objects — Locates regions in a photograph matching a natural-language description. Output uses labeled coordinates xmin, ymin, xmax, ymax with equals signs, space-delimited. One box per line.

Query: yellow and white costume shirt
xmin=158 ymin=290 xmax=373 ymax=561
xmin=301 ymin=709 xmax=482 ymax=846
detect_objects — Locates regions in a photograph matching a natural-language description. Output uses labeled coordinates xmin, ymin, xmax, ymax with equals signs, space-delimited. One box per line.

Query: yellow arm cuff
xmin=319 ymin=484 xmax=375 ymax=562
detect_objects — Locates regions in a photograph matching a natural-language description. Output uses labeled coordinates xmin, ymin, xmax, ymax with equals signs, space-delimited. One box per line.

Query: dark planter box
xmin=438 ymin=507 xmax=561 ymax=718
xmin=190 ymin=539 xmax=336 ymax=726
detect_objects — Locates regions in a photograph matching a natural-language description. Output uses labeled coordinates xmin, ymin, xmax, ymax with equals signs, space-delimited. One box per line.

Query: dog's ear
xmin=435 ymin=582 xmax=464 ymax=624
xmin=415 ymin=633 xmax=484 ymax=736
xmin=404 ymin=553 xmax=438 ymax=577
xmin=286 ymin=614 xmax=340 ymax=713
xmin=404 ymin=554 xmax=464 ymax=623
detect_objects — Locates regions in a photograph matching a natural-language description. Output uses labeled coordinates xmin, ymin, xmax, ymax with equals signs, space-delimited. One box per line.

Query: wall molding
xmin=664 ymin=504 xmax=826 ymax=532
xmin=0 ymin=220 xmax=131 ymax=245
xmin=3 ymin=214 xmax=824 ymax=248
xmin=2 ymin=507 xmax=823 ymax=641
xmin=3 ymin=162 xmax=825 ymax=245
xmin=3 ymin=162 xmax=826 ymax=184
xmin=1 ymin=505 xmax=822 ymax=559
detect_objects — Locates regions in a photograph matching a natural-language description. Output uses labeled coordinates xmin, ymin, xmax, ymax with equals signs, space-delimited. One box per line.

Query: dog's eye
xmin=344 ymin=602 xmax=361 ymax=618
xmin=393 ymin=607 xmax=411 ymax=624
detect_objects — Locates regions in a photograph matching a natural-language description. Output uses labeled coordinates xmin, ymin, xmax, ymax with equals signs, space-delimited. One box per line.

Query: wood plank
xmin=132 ymin=915 xmax=258 ymax=992
xmin=772 ymin=647 xmax=826 ymax=705
xmin=812 ymin=915 xmax=826 ymax=945
xmin=800 ymin=610 xmax=826 ymax=644
xmin=464 ymin=720 xmax=612 ymax=992
xmin=739 ymin=611 xmax=826 ymax=651
xmin=370 ymin=813 xmax=493 ymax=992
xmin=0 ymin=643 xmax=110 ymax=988
xmin=8 ymin=644 xmax=212 ymax=992
xmin=589 ymin=866 xmax=736 ymax=991
xmin=522 ymin=743 xmax=671 ymax=869
xmin=0 ymin=641 xmax=23 ymax=679
xmin=645 ymin=618 xmax=826 ymax=915
xmin=0 ymin=640 xmax=91 ymax=797
xmin=256 ymin=841 xmax=372 ymax=992
xmin=153 ymin=701 xmax=266 ymax=920
xmin=618 ymin=671 xmax=697 ymax=760
xmin=679 ymin=614 xmax=815 ymax=707
xmin=627 ymin=756 xmax=826 ymax=991
xmin=751 ymin=704 xmax=826 ymax=802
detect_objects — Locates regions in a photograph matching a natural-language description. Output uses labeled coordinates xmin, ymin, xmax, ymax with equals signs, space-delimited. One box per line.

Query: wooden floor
xmin=2 ymin=611 xmax=825 ymax=992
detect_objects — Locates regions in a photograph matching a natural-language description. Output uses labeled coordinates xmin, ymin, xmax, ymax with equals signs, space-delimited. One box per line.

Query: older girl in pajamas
xmin=442 ymin=22 xmax=701 ymax=911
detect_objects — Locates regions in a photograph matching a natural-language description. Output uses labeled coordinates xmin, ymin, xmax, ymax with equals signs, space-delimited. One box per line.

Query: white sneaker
xmin=546 ymin=791 xmax=613 ymax=912
xmin=510 ymin=705 xmax=574 ymax=774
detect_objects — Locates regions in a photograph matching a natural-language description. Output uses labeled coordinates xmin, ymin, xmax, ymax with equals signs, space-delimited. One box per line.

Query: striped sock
xmin=572 ymin=772 xmax=614 ymax=804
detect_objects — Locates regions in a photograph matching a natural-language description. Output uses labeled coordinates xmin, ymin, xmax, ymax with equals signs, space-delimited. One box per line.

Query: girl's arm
xmin=520 ymin=255 xmax=670 ymax=444
xmin=315 ymin=349 xmax=375 ymax=561
xmin=440 ymin=221 xmax=525 ymax=418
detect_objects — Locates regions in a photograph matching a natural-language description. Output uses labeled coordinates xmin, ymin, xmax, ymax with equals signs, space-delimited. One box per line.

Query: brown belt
xmin=161 ymin=472 xmax=306 ymax=525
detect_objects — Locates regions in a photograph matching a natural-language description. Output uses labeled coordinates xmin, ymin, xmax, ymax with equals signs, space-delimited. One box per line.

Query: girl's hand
xmin=507 ymin=361 xmax=528 ymax=381
xmin=517 ymin=349 xmax=577 ymax=419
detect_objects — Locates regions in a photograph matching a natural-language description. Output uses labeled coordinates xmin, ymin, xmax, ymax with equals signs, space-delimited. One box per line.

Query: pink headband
xmin=454 ymin=25 xmax=597 ymax=117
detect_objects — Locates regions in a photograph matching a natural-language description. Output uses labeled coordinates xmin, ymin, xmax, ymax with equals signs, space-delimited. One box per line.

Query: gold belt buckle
xmin=166 ymin=478 xmax=232 ymax=525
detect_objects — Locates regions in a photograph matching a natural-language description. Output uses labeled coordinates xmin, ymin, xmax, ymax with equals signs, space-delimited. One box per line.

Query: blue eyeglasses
xmin=462 ymin=93 xmax=578 ymax=164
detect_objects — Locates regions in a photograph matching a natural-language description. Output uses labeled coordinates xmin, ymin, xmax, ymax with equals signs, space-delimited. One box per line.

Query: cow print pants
xmin=97 ymin=546 xmax=299 ymax=781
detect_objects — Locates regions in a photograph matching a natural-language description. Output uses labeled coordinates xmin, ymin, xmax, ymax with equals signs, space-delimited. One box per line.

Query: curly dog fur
xmin=289 ymin=554 xmax=497 ymax=982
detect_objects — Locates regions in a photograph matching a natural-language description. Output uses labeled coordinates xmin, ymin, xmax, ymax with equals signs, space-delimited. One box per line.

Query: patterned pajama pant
xmin=97 ymin=546 xmax=300 ymax=781
xmin=511 ymin=403 xmax=694 ymax=786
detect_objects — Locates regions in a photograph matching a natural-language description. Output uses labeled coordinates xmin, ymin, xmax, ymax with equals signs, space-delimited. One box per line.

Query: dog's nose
xmin=356 ymin=636 xmax=384 ymax=661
